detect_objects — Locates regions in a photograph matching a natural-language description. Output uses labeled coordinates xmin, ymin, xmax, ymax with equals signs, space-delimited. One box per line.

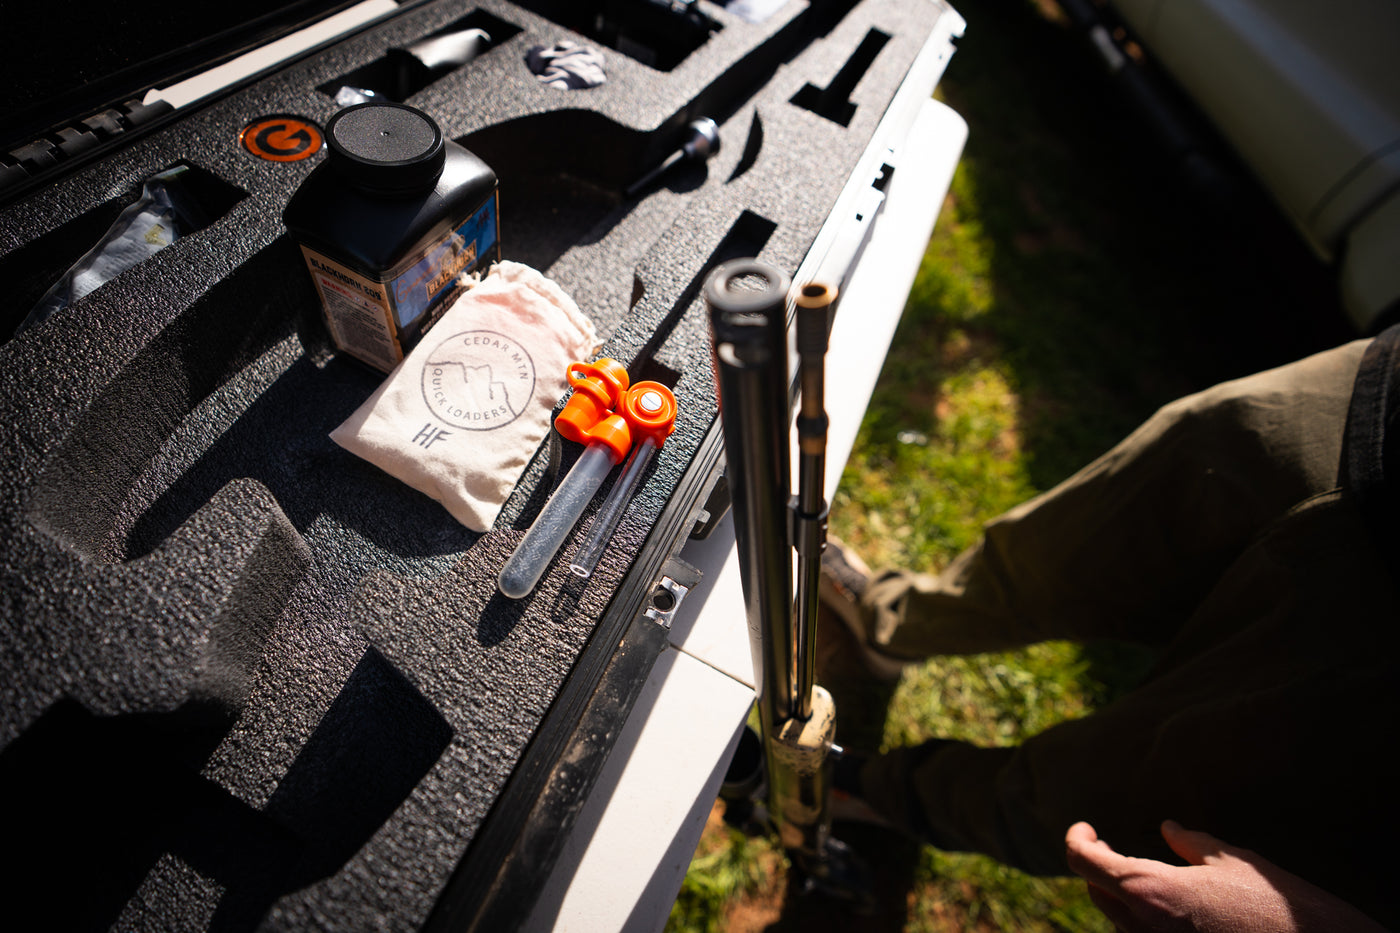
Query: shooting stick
xmin=707 ymin=261 xmax=855 ymax=887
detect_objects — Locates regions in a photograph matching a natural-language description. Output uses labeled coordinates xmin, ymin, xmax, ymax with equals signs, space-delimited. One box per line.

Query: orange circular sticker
xmin=239 ymin=115 xmax=323 ymax=162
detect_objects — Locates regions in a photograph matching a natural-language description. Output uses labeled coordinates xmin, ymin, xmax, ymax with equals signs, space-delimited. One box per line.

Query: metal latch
xmin=644 ymin=575 xmax=690 ymax=629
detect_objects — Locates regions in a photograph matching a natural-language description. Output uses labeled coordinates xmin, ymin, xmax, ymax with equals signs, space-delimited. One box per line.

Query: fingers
xmin=1066 ymin=820 xmax=1102 ymax=848
xmin=1066 ymin=821 xmax=1133 ymax=891
xmin=1160 ymin=819 xmax=1229 ymax=866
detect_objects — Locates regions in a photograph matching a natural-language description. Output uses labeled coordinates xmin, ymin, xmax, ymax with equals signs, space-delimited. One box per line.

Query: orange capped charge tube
xmin=498 ymin=360 xmax=634 ymax=599
xmin=569 ymin=382 xmax=678 ymax=579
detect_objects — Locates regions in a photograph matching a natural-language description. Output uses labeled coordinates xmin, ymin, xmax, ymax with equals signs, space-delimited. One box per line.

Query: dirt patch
xmin=723 ymin=871 xmax=787 ymax=933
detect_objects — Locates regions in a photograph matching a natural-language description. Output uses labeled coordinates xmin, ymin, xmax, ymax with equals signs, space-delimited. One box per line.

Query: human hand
xmin=1064 ymin=820 xmax=1387 ymax=933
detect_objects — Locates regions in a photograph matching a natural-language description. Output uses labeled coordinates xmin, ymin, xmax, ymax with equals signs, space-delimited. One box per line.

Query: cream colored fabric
xmin=331 ymin=261 xmax=599 ymax=531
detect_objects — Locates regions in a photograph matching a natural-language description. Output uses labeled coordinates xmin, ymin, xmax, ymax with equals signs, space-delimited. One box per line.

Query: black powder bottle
xmin=284 ymin=102 xmax=499 ymax=373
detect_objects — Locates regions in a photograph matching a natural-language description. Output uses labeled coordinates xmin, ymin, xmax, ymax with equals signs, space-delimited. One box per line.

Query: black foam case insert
xmin=0 ymin=0 xmax=957 ymax=928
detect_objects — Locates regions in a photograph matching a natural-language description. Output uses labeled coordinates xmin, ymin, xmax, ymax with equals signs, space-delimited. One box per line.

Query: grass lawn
xmin=668 ymin=0 xmax=1356 ymax=930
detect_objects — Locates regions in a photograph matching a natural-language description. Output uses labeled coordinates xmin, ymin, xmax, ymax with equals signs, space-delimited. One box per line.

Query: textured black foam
xmin=0 ymin=0 xmax=954 ymax=928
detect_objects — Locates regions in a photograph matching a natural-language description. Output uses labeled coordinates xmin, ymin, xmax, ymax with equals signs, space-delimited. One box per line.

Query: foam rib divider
xmin=0 ymin=0 xmax=960 ymax=928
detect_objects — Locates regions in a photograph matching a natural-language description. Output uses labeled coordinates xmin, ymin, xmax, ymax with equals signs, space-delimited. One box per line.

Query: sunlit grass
xmin=905 ymin=850 xmax=1110 ymax=933
xmin=832 ymin=159 xmax=1038 ymax=573
xmin=668 ymin=811 xmax=788 ymax=933
xmin=887 ymin=644 xmax=1096 ymax=749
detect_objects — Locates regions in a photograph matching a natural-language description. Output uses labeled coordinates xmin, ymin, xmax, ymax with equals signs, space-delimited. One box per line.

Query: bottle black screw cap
xmin=324 ymin=102 xmax=446 ymax=194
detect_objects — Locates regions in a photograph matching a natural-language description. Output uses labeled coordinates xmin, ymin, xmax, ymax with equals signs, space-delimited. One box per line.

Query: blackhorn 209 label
xmin=420 ymin=330 xmax=536 ymax=431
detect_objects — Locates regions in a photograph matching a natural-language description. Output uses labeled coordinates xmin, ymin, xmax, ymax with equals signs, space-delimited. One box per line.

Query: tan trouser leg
xmin=863 ymin=339 xmax=1369 ymax=657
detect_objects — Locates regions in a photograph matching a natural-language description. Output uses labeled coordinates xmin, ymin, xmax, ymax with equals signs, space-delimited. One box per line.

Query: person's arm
xmin=1064 ymin=820 xmax=1388 ymax=933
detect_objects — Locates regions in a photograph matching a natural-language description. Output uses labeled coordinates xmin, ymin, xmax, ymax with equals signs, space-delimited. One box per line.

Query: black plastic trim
xmin=424 ymin=421 xmax=727 ymax=933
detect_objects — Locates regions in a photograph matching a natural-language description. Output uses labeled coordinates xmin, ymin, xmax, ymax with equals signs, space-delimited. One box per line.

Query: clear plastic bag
xmin=18 ymin=165 xmax=207 ymax=334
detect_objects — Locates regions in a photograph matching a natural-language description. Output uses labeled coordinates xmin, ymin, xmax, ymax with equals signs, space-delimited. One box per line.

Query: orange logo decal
xmin=240 ymin=116 xmax=323 ymax=162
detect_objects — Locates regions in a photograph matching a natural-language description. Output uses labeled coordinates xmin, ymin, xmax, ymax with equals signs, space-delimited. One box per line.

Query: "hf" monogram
xmin=412 ymin=423 xmax=452 ymax=448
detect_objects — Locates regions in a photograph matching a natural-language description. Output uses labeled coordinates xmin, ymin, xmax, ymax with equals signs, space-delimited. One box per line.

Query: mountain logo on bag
xmin=421 ymin=330 xmax=536 ymax=431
